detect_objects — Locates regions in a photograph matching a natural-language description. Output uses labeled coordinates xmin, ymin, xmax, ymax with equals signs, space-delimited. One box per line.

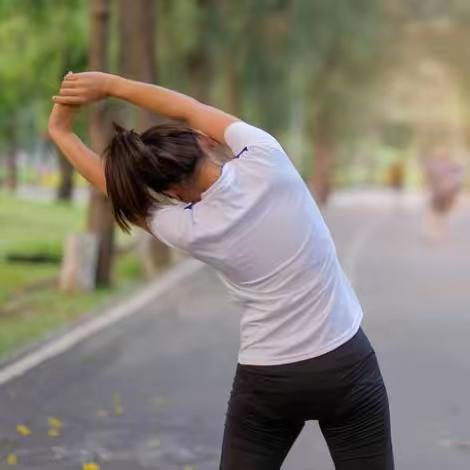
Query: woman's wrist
xmin=48 ymin=104 xmax=77 ymax=137
xmin=107 ymin=74 xmax=126 ymax=99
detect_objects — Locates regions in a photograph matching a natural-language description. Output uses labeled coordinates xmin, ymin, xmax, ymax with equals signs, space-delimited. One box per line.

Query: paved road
xmin=0 ymin=191 xmax=469 ymax=469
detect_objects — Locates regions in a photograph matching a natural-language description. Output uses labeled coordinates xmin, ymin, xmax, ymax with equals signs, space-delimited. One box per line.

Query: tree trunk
xmin=187 ymin=49 xmax=211 ymax=104
xmin=4 ymin=120 xmax=18 ymax=191
xmin=5 ymin=145 xmax=18 ymax=192
xmin=118 ymin=0 xmax=160 ymax=129
xmin=214 ymin=0 xmax=243 ymax=116
xmin=87 ymin=0 xmax=115 ymax=287
xmin=187 ymin=0 xmax=214 ymax=104
xmin=308 ymin=104 xmax=335 ymax=206
xmin=310 ymin=135 xmax=334 ymax=206
xmin=56 ymin=153 xmax=74 ymax=201
xmin=118 ymin=0 xmax=171 ymax=272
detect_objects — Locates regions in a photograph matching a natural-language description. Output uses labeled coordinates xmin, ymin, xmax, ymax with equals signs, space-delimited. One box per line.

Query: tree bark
xmin=4 ymin=120 xmax=18 ymax=191
xmin=310 ymin=135 xmax=334 ymax=206
xmin=56 ymin=153 xmax=74 ymax=201
xmin=308 ymin=106 xmax=335 ymax=206
xmin=187 ymin=49 xmax=211 ymax=104
xmin=187 ymin=0 xmax=213 ymax=104
xmin=5 ymin=144 xmax=18 ymax=192
xmin=87 ymin=0 xmax=115 ymax=286
xmin=118 ymin=0 xmax=160 ymax=129
xmin=118 ymin=0 xmax=171 ymax=271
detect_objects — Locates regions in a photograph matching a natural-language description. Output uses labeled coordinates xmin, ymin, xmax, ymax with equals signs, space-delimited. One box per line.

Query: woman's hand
xmin=52 ymin=71 xmax=116 ymax=105
xmin=48 ymin=103 xmax=79 ymax=137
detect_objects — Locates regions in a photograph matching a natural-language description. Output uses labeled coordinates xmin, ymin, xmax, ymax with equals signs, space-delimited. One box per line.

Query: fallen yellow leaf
xmin=96 ymin=409 xmax=108 ymax=417
xmin=82 ymin=462 xmax=100 ymax=470
xmin=47 ymin=417 xmax=62 ymax=429
xmin=16 ymin=424 xmax=31 ymax=436
xmin=6 ymin=453 xmax=17 ymax=465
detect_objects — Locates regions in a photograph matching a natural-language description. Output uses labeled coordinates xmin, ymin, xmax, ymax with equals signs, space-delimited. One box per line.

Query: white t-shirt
xmin=147 ymin=121 xmax=363 ymax=365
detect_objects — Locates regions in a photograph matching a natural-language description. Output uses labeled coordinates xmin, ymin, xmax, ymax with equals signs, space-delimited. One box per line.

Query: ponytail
xmin=103 ymin=121 xmax=203 ymax=233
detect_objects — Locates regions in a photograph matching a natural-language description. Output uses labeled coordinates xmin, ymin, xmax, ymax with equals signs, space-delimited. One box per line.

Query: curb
xmin=0 ymin=258 xmax=204 ymax=386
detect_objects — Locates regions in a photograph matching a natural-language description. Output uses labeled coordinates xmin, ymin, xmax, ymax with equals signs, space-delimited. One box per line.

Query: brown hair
xmin=103 ymin=122 xmax=204 ymax=233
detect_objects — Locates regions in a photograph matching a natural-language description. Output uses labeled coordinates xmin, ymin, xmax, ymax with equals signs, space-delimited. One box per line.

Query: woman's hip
xmin=228 ymin=327 xmax=383 ymax=420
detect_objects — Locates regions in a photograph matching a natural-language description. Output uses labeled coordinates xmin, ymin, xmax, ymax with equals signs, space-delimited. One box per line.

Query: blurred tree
xmin=56 ymin=156 xmax=75 ymax=200
xmin=377 ymin=0 xmax=470 ymax=156
xmin=157 ymin=0 xmax=217 ymax=103
xmin=87 ymin=0 xmax=116 ymax=287
xmin=186 ymin=0 xmax=216 ymax=103
xmin=205 ymin=0 xmax=293 ymax=142
xmin=0 ymin=0 xmax=88 ymax=195
xmin=3 ymin=121 xmax=18 ymax=191
xmin=0 ymin=0 xmax=86 ymax=195
xmin=222 ymin=0 xmax=251 ymax=116
xmin=290 ymin=0 xmax=385 ymax=204
xmin=0 ymin=3 xmax=33 ymax=191
xmin=34 ymin=1 xmax=88 ymax=201
xmin=414 ymin=2 xmax=470 ymax=146
xmin=242 ymin=0 xmax=292 ymax=133
xmin=118 ymin=0 xmax=171 ymax=270
xmin=2 ymin=0 xmax=465 ymax=208
xmin=119 ymin=0 xmax=159 ymax=129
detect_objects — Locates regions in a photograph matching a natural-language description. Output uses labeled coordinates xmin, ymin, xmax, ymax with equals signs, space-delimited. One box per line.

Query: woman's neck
xmin=193 ymin=157 xmax=223 ymax=199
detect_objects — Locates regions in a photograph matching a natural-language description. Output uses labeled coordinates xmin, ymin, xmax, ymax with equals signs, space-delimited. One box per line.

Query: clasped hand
xmin=48 ymin=71 xmax=113 ymax=135
xmin=52 ymin=71 xmax=113 ymax=106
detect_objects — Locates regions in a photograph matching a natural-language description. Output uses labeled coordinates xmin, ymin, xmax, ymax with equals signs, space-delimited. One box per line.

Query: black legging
xmin=219 ymin=327 xmax=394 ymax=469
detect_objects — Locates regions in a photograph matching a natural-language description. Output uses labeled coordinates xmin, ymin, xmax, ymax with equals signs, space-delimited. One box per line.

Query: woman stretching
xmin=50 ymin=72 xmax=394 ymax=470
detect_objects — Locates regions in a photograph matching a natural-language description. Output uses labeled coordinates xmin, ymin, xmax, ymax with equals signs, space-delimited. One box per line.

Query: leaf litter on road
xmin=6 ymin=453 xmax=18 ymax=465
xmin=15 ymin=424 xmax=30 ymax=437
xmin=82 ymin=462 xmax=100 ymax=470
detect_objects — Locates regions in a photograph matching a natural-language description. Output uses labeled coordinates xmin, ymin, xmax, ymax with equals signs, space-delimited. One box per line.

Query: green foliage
xmin=158 ymin=0 xmax=218 ymax=90
xmin=1 ymin=0 xmax=469 ymax=181
xmin=241 ymin=1 xmax=292 ymax=131
xmin=290 ymin=0 xmax=385 ymax=140
xmin=0 ymin=0 xmax=88 ymax=144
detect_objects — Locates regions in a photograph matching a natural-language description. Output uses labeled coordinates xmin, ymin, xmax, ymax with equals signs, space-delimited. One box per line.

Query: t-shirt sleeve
xmin=223 ymin=121 xmax=284 ymax=157
xmin=145 ymin=204 xmax=194 ymax=251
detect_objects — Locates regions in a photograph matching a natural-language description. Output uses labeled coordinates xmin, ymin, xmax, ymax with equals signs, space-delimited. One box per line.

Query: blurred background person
xmin=421 ymin=148 xmax=465 ymax=241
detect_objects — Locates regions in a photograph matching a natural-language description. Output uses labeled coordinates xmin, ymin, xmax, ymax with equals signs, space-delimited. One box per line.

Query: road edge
xmin=0 ymin=258 xmax=204 ymax=387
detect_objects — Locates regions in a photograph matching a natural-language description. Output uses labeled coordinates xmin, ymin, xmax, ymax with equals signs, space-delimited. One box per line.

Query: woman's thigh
xmin=319 ymin=351 xmax=394 ymax=470
xmin=219 ymin=367 xmax=305 ymax=470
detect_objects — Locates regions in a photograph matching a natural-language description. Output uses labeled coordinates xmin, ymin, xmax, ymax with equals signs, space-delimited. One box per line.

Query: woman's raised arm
xmin=47 ymin=103 xmax=151 ymax=233
xmin=53 ymin=72 xmax=239 ymax=144
xmin=48 ymin=104 xmax=107 ymax=195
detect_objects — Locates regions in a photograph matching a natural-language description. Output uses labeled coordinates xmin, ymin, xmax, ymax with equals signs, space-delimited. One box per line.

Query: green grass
xmin=0 ymin=190 xmax=148 ymax=361
xmin=0 ymin=192 xmax=87 ymax=302
xmin=0 ymin=252 xmax=144 ymax=360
